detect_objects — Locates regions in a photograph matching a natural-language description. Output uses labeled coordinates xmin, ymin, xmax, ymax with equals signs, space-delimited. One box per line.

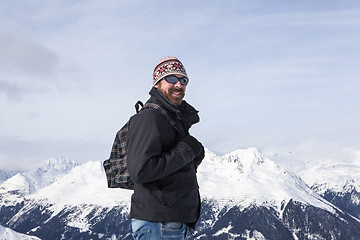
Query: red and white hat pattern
xmin=153 ymin=56 xmax=188 ymax=86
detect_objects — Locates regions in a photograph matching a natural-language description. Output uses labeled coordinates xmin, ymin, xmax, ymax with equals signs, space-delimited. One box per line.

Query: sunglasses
xmin=164 ymin=75 xmax=188 ymax=85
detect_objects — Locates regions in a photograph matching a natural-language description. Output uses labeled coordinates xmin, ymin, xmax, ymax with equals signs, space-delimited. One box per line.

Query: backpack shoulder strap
xmin=142 ymin=102 xmax=185 ymax=136
xmin=135 ymin=101 xmax=144 ymax=113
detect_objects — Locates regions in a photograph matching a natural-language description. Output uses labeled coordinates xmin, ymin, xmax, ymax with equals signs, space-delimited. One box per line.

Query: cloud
xmin=0 ymin=80 xmax=22 ymax=102
xmin=0 ymin=34 xmax=59 ymax=77
xmin=0 ymin=33 xmax=89 ymax=101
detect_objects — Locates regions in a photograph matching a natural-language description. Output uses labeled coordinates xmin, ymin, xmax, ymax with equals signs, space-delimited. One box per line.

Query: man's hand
xmin=194 ymin=142 xmax=204 ymax=169
xmin=181 ymin=135 xmax=205 ymax=170
xmin=181 ymin=135 xmax=202 ymax=156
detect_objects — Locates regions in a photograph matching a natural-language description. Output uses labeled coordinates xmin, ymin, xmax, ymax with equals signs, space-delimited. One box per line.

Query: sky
xmin=1 ymin=0 xmax=360 ymax=171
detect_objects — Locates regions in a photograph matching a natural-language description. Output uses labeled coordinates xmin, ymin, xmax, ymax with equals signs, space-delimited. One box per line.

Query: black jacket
xmin=127 ymin=87 xmax=202 ymax=227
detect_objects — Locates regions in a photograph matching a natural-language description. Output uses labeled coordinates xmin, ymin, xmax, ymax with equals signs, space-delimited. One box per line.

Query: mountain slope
xmin=270 ymin=149 xmax=360 ymax=224
xmin=303 ymin=159 xmax=360 ymax=220
xmin=198 ymin=148 xmax=335 ymax=213
xmin=1 ymin=148 xmax=359 ymax=240
xmin=0 ymin=170 xmax=19 ymax=184
xmin=0 ymin=157 xmax=78 ymax=197
xmin=195 ymin=148 xmax=360 ymax=239
xmin=0 ymin=225 xmax=40 ymax=240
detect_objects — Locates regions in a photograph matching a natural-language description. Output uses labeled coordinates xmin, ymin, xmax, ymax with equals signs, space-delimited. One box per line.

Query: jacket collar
xmin=148 ymin=87 xmax=200 ymax=128
xmin=149 ymin=87 xmax=181 ymax=114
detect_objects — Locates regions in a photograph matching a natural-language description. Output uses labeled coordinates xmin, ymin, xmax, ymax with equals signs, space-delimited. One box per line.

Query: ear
xmin=154 ymin=80 xmax=161 ymax=88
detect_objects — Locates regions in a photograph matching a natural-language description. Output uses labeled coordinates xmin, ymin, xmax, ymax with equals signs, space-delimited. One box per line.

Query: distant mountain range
xmin=1 ymin=148 xmax=359 ymax=240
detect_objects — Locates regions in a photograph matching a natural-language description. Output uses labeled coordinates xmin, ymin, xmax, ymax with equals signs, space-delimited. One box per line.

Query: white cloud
xmin=0 ymin=80 xmax=22 ymax=102
xmin=0 ymin=34 xmax=59 ymax=77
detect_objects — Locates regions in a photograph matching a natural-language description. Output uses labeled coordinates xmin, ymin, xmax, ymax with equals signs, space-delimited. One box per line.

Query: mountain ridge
xmin=1 ymin=147 xmax=359 ymax=239
xmin=0 ymin=225 xmax=41 ymax=240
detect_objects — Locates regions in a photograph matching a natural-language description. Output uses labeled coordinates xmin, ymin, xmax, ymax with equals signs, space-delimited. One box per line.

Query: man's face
xmin=155 ymin=74 xmax=187 ymax=105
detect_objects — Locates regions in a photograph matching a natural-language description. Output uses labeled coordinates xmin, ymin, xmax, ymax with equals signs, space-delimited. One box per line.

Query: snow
xmin=25 ymin=160 xmax=133 ymax=229
xmin=0 ymin=173 xmax=30 ymax=195
xmin=2 ymin=146 xmax=358 ymax=236
xmin=0 ymin=170 xmax=19 ymax=184
xmin=197 ymin=148 xmax=335 ymax=213
xmin=0 ymin=225 xmax=41 ymax=240
xmin=1 ymin=147 xmax=340 ymax=215
xmin=295 ymin=158 xmax=360 ymax=193
xmin=32 ymin=161 xmax=132 ymax=207
xmin=0 ymin=157 xmax=79 ymax=198
xmin=214 ymin=225 xmax=232 ymax=236
xmin=272 ymin=149 xmax=360 ymax=193
xmin=242 ymin=230 xmax=266 ymax=240
xmin=23 ymin=157 xmax=79 ymax=194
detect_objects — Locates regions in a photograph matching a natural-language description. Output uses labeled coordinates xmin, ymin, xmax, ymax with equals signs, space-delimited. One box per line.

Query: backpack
xmin=103 ymin=101 xmax=183 ymax=189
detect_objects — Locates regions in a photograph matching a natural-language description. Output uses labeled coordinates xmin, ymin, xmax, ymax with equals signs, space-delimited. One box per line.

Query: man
xmin=127 ymin=56 xmax=204 ymax=239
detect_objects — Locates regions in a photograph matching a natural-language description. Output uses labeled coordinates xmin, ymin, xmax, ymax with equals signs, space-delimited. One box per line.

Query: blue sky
xmin=1 ymin=0 xmax=360 ymax=171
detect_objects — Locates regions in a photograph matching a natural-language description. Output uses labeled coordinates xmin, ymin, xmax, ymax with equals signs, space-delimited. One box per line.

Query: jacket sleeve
xmin=127 ymin=110 xmax=195 ymax=184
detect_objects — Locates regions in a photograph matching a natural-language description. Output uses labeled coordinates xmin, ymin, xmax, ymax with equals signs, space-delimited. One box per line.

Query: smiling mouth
xmin=171 ymin=90 xmax=183 ymax=96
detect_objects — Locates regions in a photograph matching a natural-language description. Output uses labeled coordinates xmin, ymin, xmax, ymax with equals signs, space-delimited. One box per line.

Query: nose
xmin=174 ymin=80 xmax=183 ymax=88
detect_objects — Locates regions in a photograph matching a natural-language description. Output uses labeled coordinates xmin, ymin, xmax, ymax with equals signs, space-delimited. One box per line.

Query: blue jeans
xmin=131 ymin=218 xmax=188 ymax=240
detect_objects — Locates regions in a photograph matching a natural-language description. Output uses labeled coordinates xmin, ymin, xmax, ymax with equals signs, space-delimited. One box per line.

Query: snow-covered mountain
xmin=1 ymin=148 xmax=359 ymax=240
xmin=1 ymin=157 xmax=78 ymax=196
xmin=0 ymin=170 xmax=18 ymax=183
xmin=273 ymin=151 xmax=360 ymax=222
xmin=0 ymin=225 xmax=40 ymax=240
xmin=198 ymin=148 xmax=334 ymax=212
xmin=299 ymin=158 xmax=360 ymax=222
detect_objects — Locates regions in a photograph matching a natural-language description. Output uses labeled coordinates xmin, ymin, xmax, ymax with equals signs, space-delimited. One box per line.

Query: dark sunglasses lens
xmin=165 ymin=76 xmax=178 ymax=84
xmin=165 ymin=76 xmax=188 ymax=85
xmin=179 ymin=77 xmax=188 ymax=85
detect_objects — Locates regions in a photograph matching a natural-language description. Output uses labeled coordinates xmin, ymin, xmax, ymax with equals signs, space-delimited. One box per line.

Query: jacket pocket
xmin=161 ymin=177 xmax=199 ymax=206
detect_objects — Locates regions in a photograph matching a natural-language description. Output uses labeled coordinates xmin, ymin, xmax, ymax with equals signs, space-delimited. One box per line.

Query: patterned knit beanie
xmin=153 ymin=56 xmax=188 ymax=86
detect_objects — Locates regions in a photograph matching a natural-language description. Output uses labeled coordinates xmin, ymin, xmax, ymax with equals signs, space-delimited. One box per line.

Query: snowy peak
xmin=1 ymin=149 xmax=334 ymax=216
xmin=225 ymin=147 xmax=265 ymax=164
xmin=0 ymin=170 xmax=19 ymax=184
xmin=0 ymin=173 xmax=31 ymax=197
xmin=35 ymin=156 xmax=79 ymax=174
xmin=0 ymin=157 xmax=79 ymax=196
xmin=24 ymin=157 xmax=79 ymax=193
xmin=297 ymin=158 xmax=360 ymax=193
xmin=198 ymin=148 xmax=334 ymax=213
xmin=33 ymin=160 xmax=132 ymax=207
xmin=1 ymin=148 xmax=359 ymax=239
xmin=0 ymin=225 xmax=40 ymax=240
xmin=221 ymin=147 xmax=266 ymax=172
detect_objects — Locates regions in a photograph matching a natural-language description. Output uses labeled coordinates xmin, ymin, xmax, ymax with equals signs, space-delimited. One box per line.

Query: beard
xmin=156 ymin=82 xmax=185 ymax=105
xmin=163 ymin=87 xmax=185 ymax=105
